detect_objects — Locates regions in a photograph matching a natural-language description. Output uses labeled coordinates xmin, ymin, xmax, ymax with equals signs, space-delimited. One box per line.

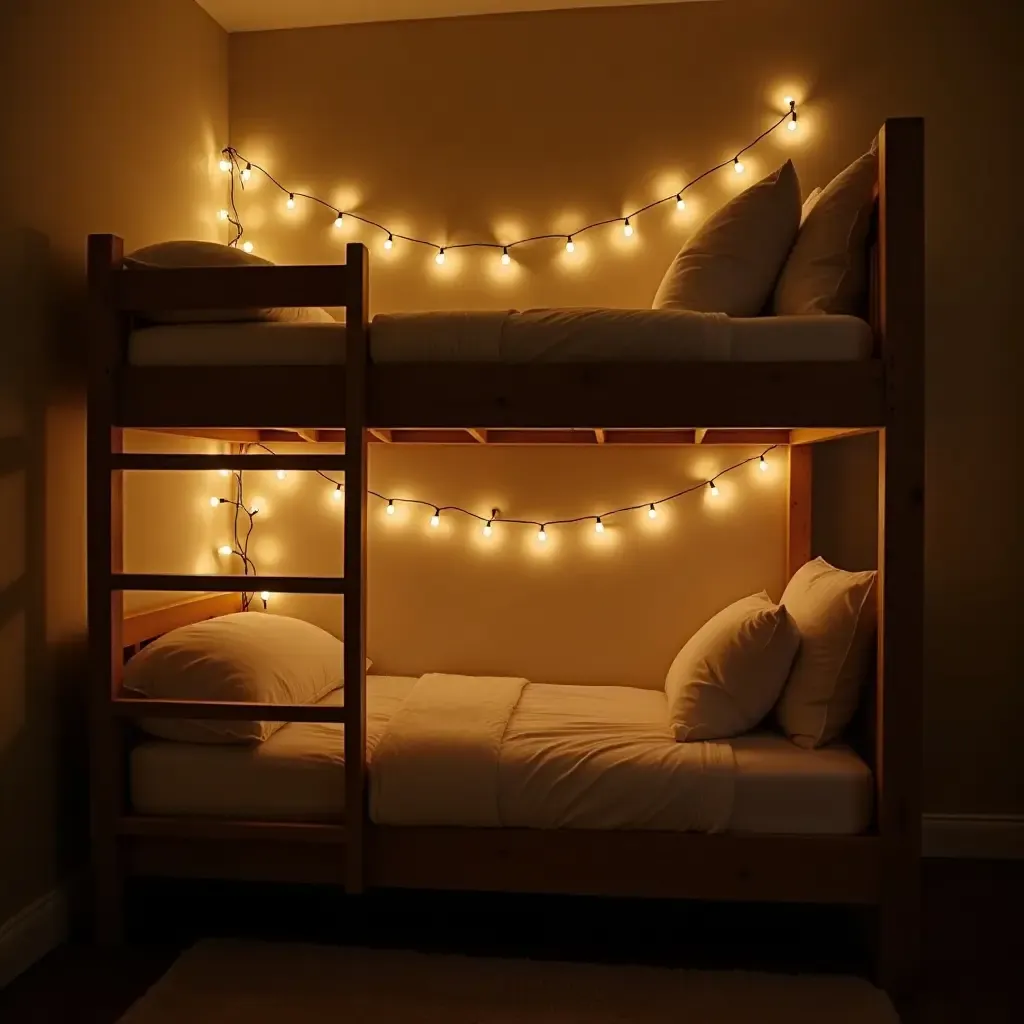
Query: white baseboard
xmin=0 ymin=888 xmax=68 ymax=990
xmin=923 ymin=813 xmax=1024 ymax=859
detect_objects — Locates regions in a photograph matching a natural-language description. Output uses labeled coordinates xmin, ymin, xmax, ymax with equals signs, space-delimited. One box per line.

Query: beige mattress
xmin=127 ymin=309 xmax=874 ymax=365
xmin=130 ymin=676 xmax=873 ymax=835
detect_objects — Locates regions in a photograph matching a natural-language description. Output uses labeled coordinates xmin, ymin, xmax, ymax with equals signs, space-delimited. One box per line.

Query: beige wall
xmin=0 ymin=0 xmax=227 ymax=929
xmin=229 ymin=0 xmax=1022 ymax=815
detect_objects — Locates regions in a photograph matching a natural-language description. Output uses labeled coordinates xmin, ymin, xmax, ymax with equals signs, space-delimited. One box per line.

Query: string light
xmin=648 ymin=504 xmax=657 ymax=519
xmin=595 ymin=517 xmax=605 ymax=534
xmin=219 ymin=469 xmax=231 ymax=477
xmin=334 ymin=212 xmax=344 ymax=228
xmin=430 ymin=508 xmax=441 ymax=527
xmin=219 ymin=158 xmax=232 ymax=173
xmin=760 ymin=454 xmax=769 ymax=472
xmin=709 ymin=481 xmax=720 ymax=497
xmin=241 ymin=241 xmax=254 ymax=253
xmin=276 ymin=469 xmax=287 ymax=480
xmin=209 ymin=496 xmax=221 ymax=507
xmin=218 ymin=545 xmax=233 ymax=556
xmin=384 ymin=233 xmax=394 ymax=250
xmin=334 ymin=485 xmax=344 ymax=501
xmin=287 ymin=193 xmax=296 ymax=209
xmin=537 ymin=526 xmax=547 ymax=543
xmin=501 ymin=247 xmax=511 ymax=265
xmin=217 ymin=209 xmax=229 ymax=221
xmin=483 ymin=520 xmax=493 ymax=537
xmin=219 ymin=104 xmax=796 ymax=259
xmin=385 ymin=498 xmax=395 ymax=514
xmin=260 ymin=591 xmax=270 ymax=608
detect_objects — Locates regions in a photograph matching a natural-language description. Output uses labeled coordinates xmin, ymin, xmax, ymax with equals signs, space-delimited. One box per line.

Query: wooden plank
xmin=146 ymin=427 xmax=261 ymax=443
xmin=789 ymin=428 xmax=875 ymax=445
xmin=112 ymin=573 xmax=346 ymax=595
xmin=466 ymin=428 xmax=487 ymax=444
xmin=111 ymin=698 xmax=347 ymax=723
xmin=593 ymin=428 xmax=605 ymax=444
xmin=369 ymin=428 xmax=392 ymax=443
xmin=117 ymin=818 xmax=346 ymax=844
xmin=367 ymin=828 xmax=881 ymax=906
xmin=113 ymin=453 xmax=348 ymax=471
xmin=694 ymin=428 xmax=708 ymax=444
xmin=113 ymin=262 xmax=359 ymax=312
xmin=787 ymin=445 xmax=813 ymax=579
xmin=874 ymin=117 xmax=925 ymax=1002
xmin=122 ymin=594 xmax=239 ymax=647
xmin=604 ymin=430 xmax=696 ymax=445
xmin=343 ymin=241 xmax=369 ymax=895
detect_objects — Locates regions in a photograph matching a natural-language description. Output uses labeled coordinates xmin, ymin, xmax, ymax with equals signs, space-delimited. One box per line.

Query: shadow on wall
xmin=0 ymin=224 xmax=90 ymax=924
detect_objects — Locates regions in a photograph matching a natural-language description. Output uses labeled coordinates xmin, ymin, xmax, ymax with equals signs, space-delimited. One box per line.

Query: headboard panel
xmin=122 ymin=593 xmax=240 ymax=658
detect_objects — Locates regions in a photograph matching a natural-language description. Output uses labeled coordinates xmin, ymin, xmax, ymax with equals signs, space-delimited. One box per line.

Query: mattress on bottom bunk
xmin=126 ymin=309 xmax=874 ymax=366
xmin=129 ymin=675 xmax=873 ymax=835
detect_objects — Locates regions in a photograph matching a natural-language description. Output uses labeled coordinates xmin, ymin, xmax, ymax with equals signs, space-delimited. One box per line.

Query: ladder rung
xmin=112 ymin=573 xmax=347 ymax=595
xmin=112 ymin=697 xmax=347 ymax=723
xmin=111 ymin=453 xmax=348 ymax=472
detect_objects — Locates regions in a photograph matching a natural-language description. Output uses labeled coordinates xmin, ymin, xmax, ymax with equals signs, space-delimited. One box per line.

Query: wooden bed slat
xmin=122 ymin=594 xmax=240 ymax=647
xmin=117 ymin=817 xmax=346 ymax=844
xmin=113 ymin=453 xmax=349 ymax=472
xmin=112 ymin=573 xmax=347 ymax=595
xmin=111 ymin=698 xmax=348 ymax=723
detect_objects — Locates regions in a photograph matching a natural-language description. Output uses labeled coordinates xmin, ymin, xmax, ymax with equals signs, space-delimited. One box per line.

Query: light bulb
xmin=241 ymin=163 xmax=252 ymax=182
xmin=623 ymin=218 xmax=633 ymax=237
xmin=565 ymin=236 xmax=575 ymax=253
xmin=287 ymin=194 xmax=296 ymax=209
xmin=218 ymin=545 xmax=233 ymax=556
xmin=209 ymin=496 xmax=221 ymax=507
xmin=276 ymin=469 xmax=287 ymax=480
xmin=260 ymin=591 xmax=270 ymax=603
xmin=759 ymin=455 xmax=769 ymax=472
xmin=333 ymin=485 xmax=343 ymax=501
xmin=709 ymin=481 xmax=720 ymax=497
xmin=648 ymin=504 xmax=657 ymax=520
xmin=384 ymin=234 xmax=393 ymax=250
xmin=219 ymin=469 xmax=230 ymax=477
xmin=430 ymin=509 xmax=440 ymax=527
xmin=595 ymin=518 xmax=604 ymax=534
xmin=537 ymin=526 xmax=547 ymax=543
xmin=676 ymin=194 xmax=685 ymax=211
xmin=501 ymin=247 xmax=510 ymax=265
xmin=435 ymin=248 xmax=446 ymax=265
xmin=787 ymin=115 xmax=798 ymax=132
xmin=784 ymin=96 xmax=795 ymax=107
xmin=734 ymin=158 xmax=745 ymax=174
xmin=385 ymin=499 xmax=395 ymax=514
xmin=334 ymin=212 xmax=344 ymax=228
xmin=217 ymin=209 xmax=229 ymax=221
xmin=242 ymin=241 xmax=254 ymax=253
xmin=482 ymin=521 xmax=493 ymax=537
xmin=219 ymin=158 xmax=232 ymax=173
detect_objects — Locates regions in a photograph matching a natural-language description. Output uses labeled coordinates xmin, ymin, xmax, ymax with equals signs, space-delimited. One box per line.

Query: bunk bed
xmin=87 ymin=118 xmax=924 ymax=1001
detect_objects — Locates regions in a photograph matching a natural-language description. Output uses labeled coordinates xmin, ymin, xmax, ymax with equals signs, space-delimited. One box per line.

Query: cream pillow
xmin=773 ymin=144 xmax=878 ymax=315
xmin=801 ymin=187 xmax=823 ymax=223
xmin=665 ymin=592 xmax=799 ymax=742
xmin=775 ymin=558 xmax=878 ymax=748
xmin=652 ymin=160 xmax=801 ymax=316
xmin=124 ymin=240 xmax=335 ymax=324
xmin=123 ymin=612 xmax=358 ymax=744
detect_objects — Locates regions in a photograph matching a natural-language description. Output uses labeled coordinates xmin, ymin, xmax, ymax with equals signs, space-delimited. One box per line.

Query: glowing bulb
xmin=784 ymin=96 xmax=795 ymax=106
xmin=430 ymin=509 xmax=440 ymax=527
xmin=333 ymin=485 xmax=343 ymax=501
xmin=219 ymin=158 xmax=232 ymax=173
xmin=217 ymin=209 xmax=229 ymax=221
xmin=482 ymin=521 xmax=493 ymax=537
xmin=260 ymin=591 xmax=270 ymax=603
xmin=759 ymin=455 xmax=769 ymax=472
xmin=501 ymin=247 xmax=510 ymax=265
xmin=435 ymin=248 xmax=446 ymax=265
xmin=709 ymin=481 xmax=720 ymax=497
xmin=676 ymin=194 xmax=685 ymax=211
xmin=623 ymin=218 xmax=633 ymax=237
xmin=241 ymin=163 xmax=252 ymax=182
xmin=787 ymin=115 xmax=798 ymax=132
xmin=384 ymin=234 xmax=393 ymax=250
xmin=385 ymin=498 xmax=395 ymax=514
xmin=648 ymin=504 xmax=657 ymax=520
xmin=242 ymin=241 xmax=254 ymax=254
xmin=218 ymin=545 xmax=233 ymax=556
xmin=537 ymin=526 xmax=547 ymax=543
xmin=209 ymin=496 xmax=220 ymax=507
xmin=334 ymin=212 xmax=344 ymax=228
xmin=595 ymin=518 xmax=604 ymax=534
xmin=219 ymin=469 xmax=230 ymax=477
xmin=276 ymin=469 xmax=287 ymax=480
xmin=287 ymin=194 xmax=296 ymax=209
xmin=734 ymin=158 xmax=745 ymax=174
xmin=565 ymin=236 xmax=575 ymax=253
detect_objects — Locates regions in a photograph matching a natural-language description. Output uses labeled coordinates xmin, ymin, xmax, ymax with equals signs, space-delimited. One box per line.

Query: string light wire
xmin=220 ymin=105 xmax=796 ymax=256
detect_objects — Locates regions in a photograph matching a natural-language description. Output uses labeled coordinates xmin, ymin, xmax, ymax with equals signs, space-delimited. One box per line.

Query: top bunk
xmin=88 ymin=119 xmax=923 ymax=438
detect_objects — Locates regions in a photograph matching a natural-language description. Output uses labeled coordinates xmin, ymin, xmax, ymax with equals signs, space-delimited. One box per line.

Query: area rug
xmin=118 ymin=939 xmax=900 ymax=1023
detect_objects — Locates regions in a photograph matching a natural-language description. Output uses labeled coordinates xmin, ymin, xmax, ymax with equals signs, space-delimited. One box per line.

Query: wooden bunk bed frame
xmin=87 ymin=118 xmax=924 ymax=1001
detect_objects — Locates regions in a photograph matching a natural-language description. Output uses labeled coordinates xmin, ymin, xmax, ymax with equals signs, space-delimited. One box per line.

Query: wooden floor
xmin=0 ymin=859 xmax=1018 ymax=1023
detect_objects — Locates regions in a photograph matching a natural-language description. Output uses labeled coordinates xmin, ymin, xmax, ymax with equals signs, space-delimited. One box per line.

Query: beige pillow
xmin=773 ymin=145 xmax=878 ymax=315
xmin=123 ymin=612 xmax=359 ymax=744
xmin=665 ymin=592 xmax=799 ymax=742
xmin=801 ymin=187 xmax=823 ymax=223
xmin=124 ymin=240 xmax=335 ymax=324
xmin=775 ymin=558 xmax=877 ymax=748
xmin=652 ymin=160 xmax=801 ymax=316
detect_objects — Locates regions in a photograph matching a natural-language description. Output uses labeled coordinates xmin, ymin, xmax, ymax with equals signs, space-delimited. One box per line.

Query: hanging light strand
xmin=220 ymin=104 xmax=796 ymax=254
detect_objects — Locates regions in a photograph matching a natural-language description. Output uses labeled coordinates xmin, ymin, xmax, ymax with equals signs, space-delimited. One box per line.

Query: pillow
xmin=652 ymin=160 xmax=801 ymax=316
xmin=124 ymin=240 xmax=335 ymax=324
xmin=664 ymin=592 xmax=799 ymax=742
xmin=775 ymin=558 xmax=878 ymax=748
xmin=801 ymin=187 xmax=823 ymax=223
xmin=123 ymin=612 xmax=356 ymax=744
xmin=773 ymin=144 xmax=878 ymax=315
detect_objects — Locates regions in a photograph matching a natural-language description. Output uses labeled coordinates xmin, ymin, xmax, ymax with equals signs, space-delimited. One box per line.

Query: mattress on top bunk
xmin=126 ymin=308 xmax=874 ymax=365
xmin=129 ymin=675 xmax=873 ymax=835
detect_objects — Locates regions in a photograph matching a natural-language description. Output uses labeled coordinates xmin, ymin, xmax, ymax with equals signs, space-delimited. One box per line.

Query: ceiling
xmin=195 ymin=1 xmax=705 ymax=33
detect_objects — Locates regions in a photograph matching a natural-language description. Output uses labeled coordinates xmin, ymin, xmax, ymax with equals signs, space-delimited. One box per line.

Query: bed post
xmin=786 ymin=444 xmax=812 ymax=581
xmin=86 ymin=234 xmax=126 ymax=943
xmin=343 ymin=242 xmax=369 ymax=892
xmin=874 ymin=118 xmax=925 ymax=1006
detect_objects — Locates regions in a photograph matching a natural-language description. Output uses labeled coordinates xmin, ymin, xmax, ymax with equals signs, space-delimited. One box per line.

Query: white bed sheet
xmin=130 ymin=676 xmax=872 ymax=834
xmin=126 ymin=310 xmax=873 ymax=366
